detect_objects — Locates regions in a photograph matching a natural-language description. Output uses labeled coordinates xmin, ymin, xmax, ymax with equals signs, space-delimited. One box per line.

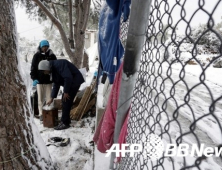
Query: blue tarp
xmin=98 ymin=0 xmax=131 ymax=84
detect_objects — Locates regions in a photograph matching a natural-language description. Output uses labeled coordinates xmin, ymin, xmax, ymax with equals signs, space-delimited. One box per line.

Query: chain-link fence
xmin=120 ymin=18 xmax=129 ymax=48
xmin=119 ymin=0 xmax=222 ymax=169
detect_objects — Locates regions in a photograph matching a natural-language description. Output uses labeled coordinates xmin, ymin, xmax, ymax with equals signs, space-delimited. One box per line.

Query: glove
xmin=33 ymin=80 xmax=39 ymax=86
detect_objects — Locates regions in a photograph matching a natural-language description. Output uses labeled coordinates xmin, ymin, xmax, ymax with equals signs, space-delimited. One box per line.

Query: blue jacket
xmin=49 ymin=60 xmax=85 ymax=98
xmin=98 ymin=0 xmax=131 ymax=84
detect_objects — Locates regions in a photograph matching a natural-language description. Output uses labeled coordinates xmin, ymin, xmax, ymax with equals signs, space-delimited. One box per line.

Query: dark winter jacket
xmin=30 ymin=48 xmax=57 ymax=84
xmin=50 ymin=59 xmax=85 ymax=98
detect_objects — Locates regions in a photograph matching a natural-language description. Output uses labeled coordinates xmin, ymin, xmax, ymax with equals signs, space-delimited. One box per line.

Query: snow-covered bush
xmin=188 ymin=24 xmax=222 ymax=54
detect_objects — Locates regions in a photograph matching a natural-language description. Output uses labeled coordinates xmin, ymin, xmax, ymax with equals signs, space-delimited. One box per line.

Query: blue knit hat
xmin=40 ymin=40 xmax=49 ymax=48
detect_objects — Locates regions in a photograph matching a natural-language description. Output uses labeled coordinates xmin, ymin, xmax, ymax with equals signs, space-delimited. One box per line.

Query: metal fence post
xmin=109 ymin=0 xmax=152 ymax=169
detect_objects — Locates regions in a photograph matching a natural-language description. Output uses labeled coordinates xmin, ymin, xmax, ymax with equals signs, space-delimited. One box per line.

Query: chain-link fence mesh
xmin=120 ymin=18 xmax=129 ymax=48
xmin=119 ymin=0 xmax=222 ymax=169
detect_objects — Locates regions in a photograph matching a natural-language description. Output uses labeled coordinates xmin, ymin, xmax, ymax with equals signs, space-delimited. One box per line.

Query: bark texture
xmin=74 ymin=0 xmax=91 ymax=68
xmin=0 ymin=1 xmax=53 ymax=169
xmin=83 ymin=50 xmax=89 ymax=71
xmin=68 ymin=0 xmax=75 ymax=49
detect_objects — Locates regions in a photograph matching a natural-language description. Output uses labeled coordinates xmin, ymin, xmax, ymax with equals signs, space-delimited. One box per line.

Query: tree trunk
xmin=0 ymin=1 xmax=54 ymax=169
xmin=83 ymin=49 xmax=89 ymax=71
xmin=68 ymin=0 xmax=75 ymax=49
xmin=32 ymin=0 xmax=77 ymax=65
xmin=74 ymin=0 xmax=91 ymax=68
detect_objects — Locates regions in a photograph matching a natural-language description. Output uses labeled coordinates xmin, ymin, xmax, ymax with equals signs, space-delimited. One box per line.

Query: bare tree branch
xmin=68 ymin=0 xmax=74 ymax=49
xmin=44 ymin=0 xmax=68 ymax=6
xmin=50 ymin=4 xmax=57 ymax=30
xmin=51 ymin=3 xmax=58 ymax=18
xmin=81 ymin=0 xmax=91 ymax=34
xmin=32 ymin=0 xmax=76 ymax=64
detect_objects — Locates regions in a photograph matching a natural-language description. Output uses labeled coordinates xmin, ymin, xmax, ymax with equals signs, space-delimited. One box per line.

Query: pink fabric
xmin=116 ymin=112 xmax=129 ymax=162
xmin=93 ymin=63 xmax=129 ymax=154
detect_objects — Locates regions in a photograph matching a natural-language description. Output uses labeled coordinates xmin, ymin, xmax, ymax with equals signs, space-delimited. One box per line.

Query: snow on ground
xmin=34 ymin=115 xmax=95 ymax=170
xmin=86 ymin=42 xmax=99 ymax=67
xmin=166 ymin=64 xmax=222 ymax=169
xmin=18 ymin=42 xmax=222 ymax=169
xmin=94 ymin=148 xmax=110 ymax=170
xmin=151 ymin=61 xmax=222 ymax=145
xmin=138 ymin=49 xmax=222 ymax=169
xmin=19 ymin=45 xmax=101 ymax=169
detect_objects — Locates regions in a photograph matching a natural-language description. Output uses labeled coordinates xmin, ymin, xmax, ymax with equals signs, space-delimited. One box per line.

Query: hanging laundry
xmin=98 ymin=0 xmax=131 ymax=84
xmin=93 ymin=63 xmax=130 ymax=155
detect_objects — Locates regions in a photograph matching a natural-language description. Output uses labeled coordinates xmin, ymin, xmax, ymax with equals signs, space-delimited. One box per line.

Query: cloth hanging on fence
xmin=98 ymin=0 xmax=131 ymax=84
xmin=116 ymin=112 xmax=129 ymax=162
xmin=93 ymin=63 xmax=130 ymax=153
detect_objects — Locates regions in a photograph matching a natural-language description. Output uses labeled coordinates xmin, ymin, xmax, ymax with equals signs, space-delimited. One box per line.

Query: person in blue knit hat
xmin=30 ymin=40 xmax=57 ymax=120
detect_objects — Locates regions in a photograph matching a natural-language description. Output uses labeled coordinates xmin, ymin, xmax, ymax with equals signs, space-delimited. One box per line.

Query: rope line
xmin=0 ymin=146 xmax=34 ymax=164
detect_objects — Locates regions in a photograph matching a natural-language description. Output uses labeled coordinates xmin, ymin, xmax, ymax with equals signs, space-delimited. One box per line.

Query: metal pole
xmin=109 ymin=0 xmax=152 ymax=169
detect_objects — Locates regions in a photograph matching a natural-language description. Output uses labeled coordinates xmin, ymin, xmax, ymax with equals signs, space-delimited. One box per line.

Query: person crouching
xmin=38 ymin=59 xmax=85 ymax=130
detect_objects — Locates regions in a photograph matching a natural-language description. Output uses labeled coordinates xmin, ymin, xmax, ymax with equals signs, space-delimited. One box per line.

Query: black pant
xmin=61 ymin=85 xmax=80 ymax=125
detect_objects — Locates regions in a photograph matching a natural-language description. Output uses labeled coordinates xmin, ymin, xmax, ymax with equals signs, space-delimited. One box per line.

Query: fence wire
xmin=120 ymin=18 xmax=129 ymax=48
xmin=119 ymin=0 xmax=222 ymax=169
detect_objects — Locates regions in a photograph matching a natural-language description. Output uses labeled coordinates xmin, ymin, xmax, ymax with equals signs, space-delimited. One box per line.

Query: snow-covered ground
xmin=158 ymin=63 xmax=222 ymax=169
xmin=126 ymin=49 xmax=222 ymax=169
xmin=18 ymin=42 xmax=103 ymax=169
xmin=145 ymin=52 xmax=222 ymax=146
xmin=18 ymin=41 xmax=115 ymax=169
xmin=19 ymin=60 xmax=97 ymax=169
xmin=18 ymin=42 xmax=222 ymax=170
xmin=34 ymin=115 xmax=95 ymax=170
